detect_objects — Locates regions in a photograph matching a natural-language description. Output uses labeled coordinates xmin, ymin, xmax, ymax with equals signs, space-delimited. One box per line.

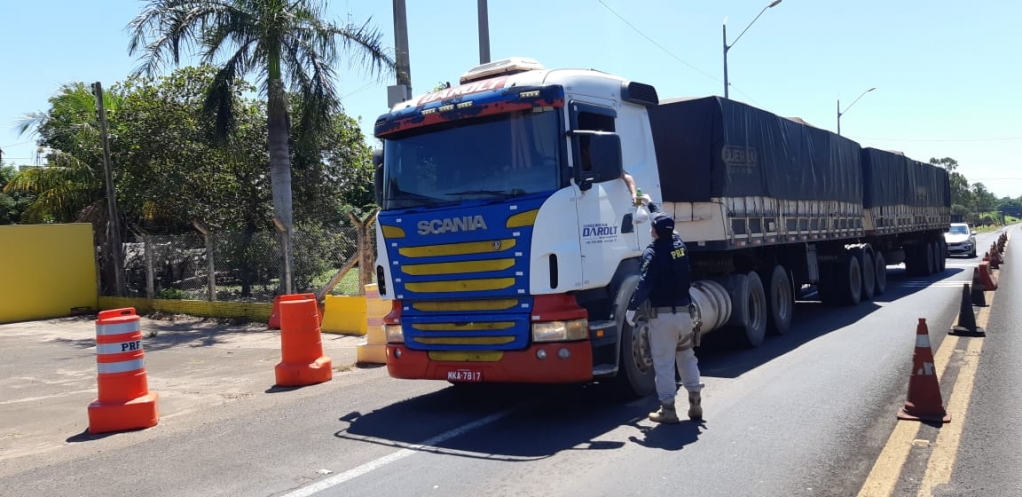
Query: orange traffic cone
xmin=88 ymin=308 xmax=159 ymax=434
xmin=971 ymin=268 xmax=988 ymax=307
xmin=978 ymin=262 xmax=998 ymax=291
xmin=989 ymin=249 xmax=1000 ymax=270
xmin=274 ymin=295 xmax=332 ymax=387
xmin=268 ymin=295 xmax=282 ymax=330
xmin=898 ymin=318 xmax=951 ymax=423
xmin=950 ymin=284 xmax=984 ymax=337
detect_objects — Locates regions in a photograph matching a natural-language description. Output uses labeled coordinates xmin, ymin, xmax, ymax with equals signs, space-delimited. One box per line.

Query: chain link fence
xmin=99 ymin=220 xmax=376 ymax=302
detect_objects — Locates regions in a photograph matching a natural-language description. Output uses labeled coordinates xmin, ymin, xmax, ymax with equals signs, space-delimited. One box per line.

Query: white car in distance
xmin=944 ymin=222 xmax=977 ymax=258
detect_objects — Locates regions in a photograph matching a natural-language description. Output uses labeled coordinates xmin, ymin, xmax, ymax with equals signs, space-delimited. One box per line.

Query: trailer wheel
xmin=936 ymin=241 xmax=943 ymax=272
xmin=924 ymin=241 xmax=937 ymax=275
xmin=874 ymin=251 xmax=887 ymax=295
xmin=838 ymin=253 xmax=863 ymax=305
xmin=856 ymin=247 xmax=876 ymax=301
xmin=764 ymin=265 xmax=793 ymax=335
xmin=725 ymin=272 xmax=767 ymax=347
xmin=905 ymin=245 xmax=925 ymax=276
xmin=611 ymin=276 xmax=656 ymax=398
xmin=940 ymin=240 xmax=948 ymax=272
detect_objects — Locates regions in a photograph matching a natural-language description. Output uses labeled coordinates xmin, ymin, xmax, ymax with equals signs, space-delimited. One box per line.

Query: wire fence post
xmin=193 ymin=222 xmax=216 ymax=301
xmin=348 ymin=210 xmax=378 ymax=296
xmin=144 ymin=235 xmax=155 ymax=300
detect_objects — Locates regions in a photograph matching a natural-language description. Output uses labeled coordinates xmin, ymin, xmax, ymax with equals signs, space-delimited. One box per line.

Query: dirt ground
xmin=0 ymin=314 xmax=366 ymax=470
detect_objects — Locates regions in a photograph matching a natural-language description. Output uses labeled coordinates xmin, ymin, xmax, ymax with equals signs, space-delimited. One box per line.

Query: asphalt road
xmin=0 ymin=229 xmax=1012 ymax=497
xmin=937 ymin=224 xmax=1021 ymax=496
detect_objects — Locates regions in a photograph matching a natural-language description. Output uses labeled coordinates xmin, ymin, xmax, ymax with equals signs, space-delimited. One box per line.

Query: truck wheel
xmin=764 ymin=265 xmax=793 ymax=335
xmin=725 ymin=272 xmax=767 ymax=347
xmin=856 ymin=247 xmax=876 ymax=301
xmin=924 ymin=242 xmax=937 ymax=275
xmin=817 ymin=262 xmax=837 ymax=306
xmin=905 ymin=245 xmax=924 ymax=276
xmin=936 ymin=241 xmax=947 ymax=272
xmin=873 ymin=251 xmax=887 ymax=295
xmin=611 ymin=276 xmax=656 ymax=398
xmin=838 ymin=254 xmax=863 ymax=305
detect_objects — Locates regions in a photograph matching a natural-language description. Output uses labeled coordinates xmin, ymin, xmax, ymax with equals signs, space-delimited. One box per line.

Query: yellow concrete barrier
xmin=97 ymin=297 xmax=272 ymax=321
xmin=356 ymin=284 xmax=389 ymax=364
xmin=0 ymin=224 xmax=97 ymax=324
xmin=320 ymin=295 xmax=367 ymax=336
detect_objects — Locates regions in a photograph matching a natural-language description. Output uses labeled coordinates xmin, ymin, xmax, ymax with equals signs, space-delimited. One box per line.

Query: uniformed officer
xmin=625 ymin=207 xmax=704 ymax=424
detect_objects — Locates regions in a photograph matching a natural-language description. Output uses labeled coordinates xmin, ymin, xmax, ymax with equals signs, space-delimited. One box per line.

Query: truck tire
xmin=725 ymin=272 xmax=767 ymax=347
xmin=940 ymin=240 xmax=948 ymax=272
xmin=855 ymin=247 xmax=876 ymax=301
xmin=924 ymin=242 xmax=937 ymax=275
xmin=836 ymin=253 xmax=863 ymax=305
xmin=764 ymin=265 xmax=793 ymax=335
xmin=905 ymin=245 xmax=924 ymax=276
xmin=873 ymin=251 xmax=887 ymax=295
xmin=611 ymin=276 xmax=656 ymax=398
xmin=936 ymin=239 xmax=944 ymax=272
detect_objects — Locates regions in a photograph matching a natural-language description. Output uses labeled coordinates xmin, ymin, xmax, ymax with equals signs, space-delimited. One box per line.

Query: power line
xmin=596 ymin=0 xmax=719 ymax=84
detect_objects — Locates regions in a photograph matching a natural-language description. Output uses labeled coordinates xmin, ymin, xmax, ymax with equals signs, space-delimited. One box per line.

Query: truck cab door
xmin=569 ymin=101 xmax=640 ymax=288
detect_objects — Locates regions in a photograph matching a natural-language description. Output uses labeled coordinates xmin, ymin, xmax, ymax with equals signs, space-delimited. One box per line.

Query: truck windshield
xmin=382 ymin=108 xmax=561 ymax=209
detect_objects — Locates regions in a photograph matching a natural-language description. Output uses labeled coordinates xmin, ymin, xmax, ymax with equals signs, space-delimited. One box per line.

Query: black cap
xmin=652 ymin=213 xmax=674 ymax=237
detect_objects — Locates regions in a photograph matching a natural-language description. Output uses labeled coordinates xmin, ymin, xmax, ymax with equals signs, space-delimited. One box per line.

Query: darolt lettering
xmin=583 ymin=226 xmax=619 ymax=237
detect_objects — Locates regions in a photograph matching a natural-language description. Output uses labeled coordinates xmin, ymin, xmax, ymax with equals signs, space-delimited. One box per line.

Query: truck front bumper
xmin=386 ymin=342 xmax=594 ymax=384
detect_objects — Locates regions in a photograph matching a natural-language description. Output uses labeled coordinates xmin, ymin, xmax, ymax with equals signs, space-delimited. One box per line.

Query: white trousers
xmin=648 ymin=310 xmax=703 ymax=404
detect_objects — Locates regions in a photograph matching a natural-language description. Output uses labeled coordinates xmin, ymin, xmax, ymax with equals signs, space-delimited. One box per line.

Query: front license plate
xmin=447 ymin=369 xmax=482 ymax=382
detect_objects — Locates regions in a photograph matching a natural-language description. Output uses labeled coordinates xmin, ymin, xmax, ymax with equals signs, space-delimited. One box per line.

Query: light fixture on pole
xmin=723 ymin=0 xmax=782 ymax=100
xmin=837 ymin=87 xmax=876 ymax=135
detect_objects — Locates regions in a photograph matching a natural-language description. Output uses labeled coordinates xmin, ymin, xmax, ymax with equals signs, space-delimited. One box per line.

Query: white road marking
xmin=281 ymin=407 xmax=522 ymax=496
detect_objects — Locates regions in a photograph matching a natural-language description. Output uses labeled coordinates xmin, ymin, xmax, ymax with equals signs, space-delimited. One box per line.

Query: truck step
xmin=593 ymin=364 xmax=618 ymax=377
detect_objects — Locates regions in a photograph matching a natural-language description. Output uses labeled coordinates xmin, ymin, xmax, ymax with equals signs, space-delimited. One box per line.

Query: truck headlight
xmin=531 ymin=319 xmax=588 ymax=342
xmin=384 ymin=324 xmax=404 ymax=343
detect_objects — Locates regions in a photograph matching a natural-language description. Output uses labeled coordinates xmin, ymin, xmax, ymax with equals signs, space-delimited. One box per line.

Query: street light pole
xmin=478 ymin=0 xmax=490 ymax=64
xmin=837 ymin=87 xmax=876 ymax=135
xmin=723 ymin=0 xmax=782 ymax=99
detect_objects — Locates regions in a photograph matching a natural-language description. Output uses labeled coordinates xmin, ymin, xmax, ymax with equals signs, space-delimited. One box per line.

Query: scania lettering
xmin=371 ymin=57 xmax=951 ymax=396
xmin=417 ymin=216 xmax=488 ymax=235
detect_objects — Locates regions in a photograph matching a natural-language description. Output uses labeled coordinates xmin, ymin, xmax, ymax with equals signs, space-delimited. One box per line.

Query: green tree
xmin=128 ymin=0 xmax=395 ymax=289
xmin=6 ymin=83 xmax=125 ymax=224
xmin=930 ymin=157 xmax=973 ymax=211
xmin=971 ymin=182 xmax=997 ymax=213
xmin=0 ymin=164 xmax=36 ymax=224
xmin=116 ymin=66 xmax=271 ymax=230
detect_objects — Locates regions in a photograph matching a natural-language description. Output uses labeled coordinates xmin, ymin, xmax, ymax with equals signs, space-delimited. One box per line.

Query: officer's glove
xmin=625 ymin=309 xmax=637 ymax=326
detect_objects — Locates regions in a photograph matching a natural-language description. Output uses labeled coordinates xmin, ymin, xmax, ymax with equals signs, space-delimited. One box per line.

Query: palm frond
xmin=331 ymin=18 xmax=395 ymax=81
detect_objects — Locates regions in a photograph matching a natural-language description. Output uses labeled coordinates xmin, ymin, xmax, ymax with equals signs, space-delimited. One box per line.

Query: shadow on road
xmin=51 ymin=317 xmax=271 ymax=352
xmin=694 ymin=266 xmax=965 ymax=379
xmin=334 ymin=382 xmax=704 ymax=459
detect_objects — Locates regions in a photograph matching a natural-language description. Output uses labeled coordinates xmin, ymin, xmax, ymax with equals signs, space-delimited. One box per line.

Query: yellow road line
xmin=856 ymin=333 xmax=959 ymax=497
xmin=916 ymin=305 xmax=989 ymax=496
xmin=856 ymin=285 xmax=996 ymax=497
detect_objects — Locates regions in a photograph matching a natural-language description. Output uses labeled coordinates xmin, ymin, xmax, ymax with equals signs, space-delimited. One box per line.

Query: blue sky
xmin=2 ymin=0 xmax=1020 ymax=198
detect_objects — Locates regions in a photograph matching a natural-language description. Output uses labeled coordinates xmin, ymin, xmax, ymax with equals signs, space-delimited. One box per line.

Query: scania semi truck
xmin=370 ymin=57 xmax=950 ymax=396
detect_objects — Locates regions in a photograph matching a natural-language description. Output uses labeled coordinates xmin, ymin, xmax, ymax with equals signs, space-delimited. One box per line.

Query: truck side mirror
xmin=372 ymin=148 xmax=384 ymax=207
xmin=572 ymin=131 xmax=623 ymax=192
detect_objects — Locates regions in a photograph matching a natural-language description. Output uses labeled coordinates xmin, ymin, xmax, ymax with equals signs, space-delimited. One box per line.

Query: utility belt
xmin=651 ymin=303 xmax=701 ymax=349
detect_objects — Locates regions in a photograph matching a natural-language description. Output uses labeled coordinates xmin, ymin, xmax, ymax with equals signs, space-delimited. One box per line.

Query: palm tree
xmin=128 ymin=0 xmax=394 ymax=291
xmin=8 ymin=82 xmax=123 ymax=224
